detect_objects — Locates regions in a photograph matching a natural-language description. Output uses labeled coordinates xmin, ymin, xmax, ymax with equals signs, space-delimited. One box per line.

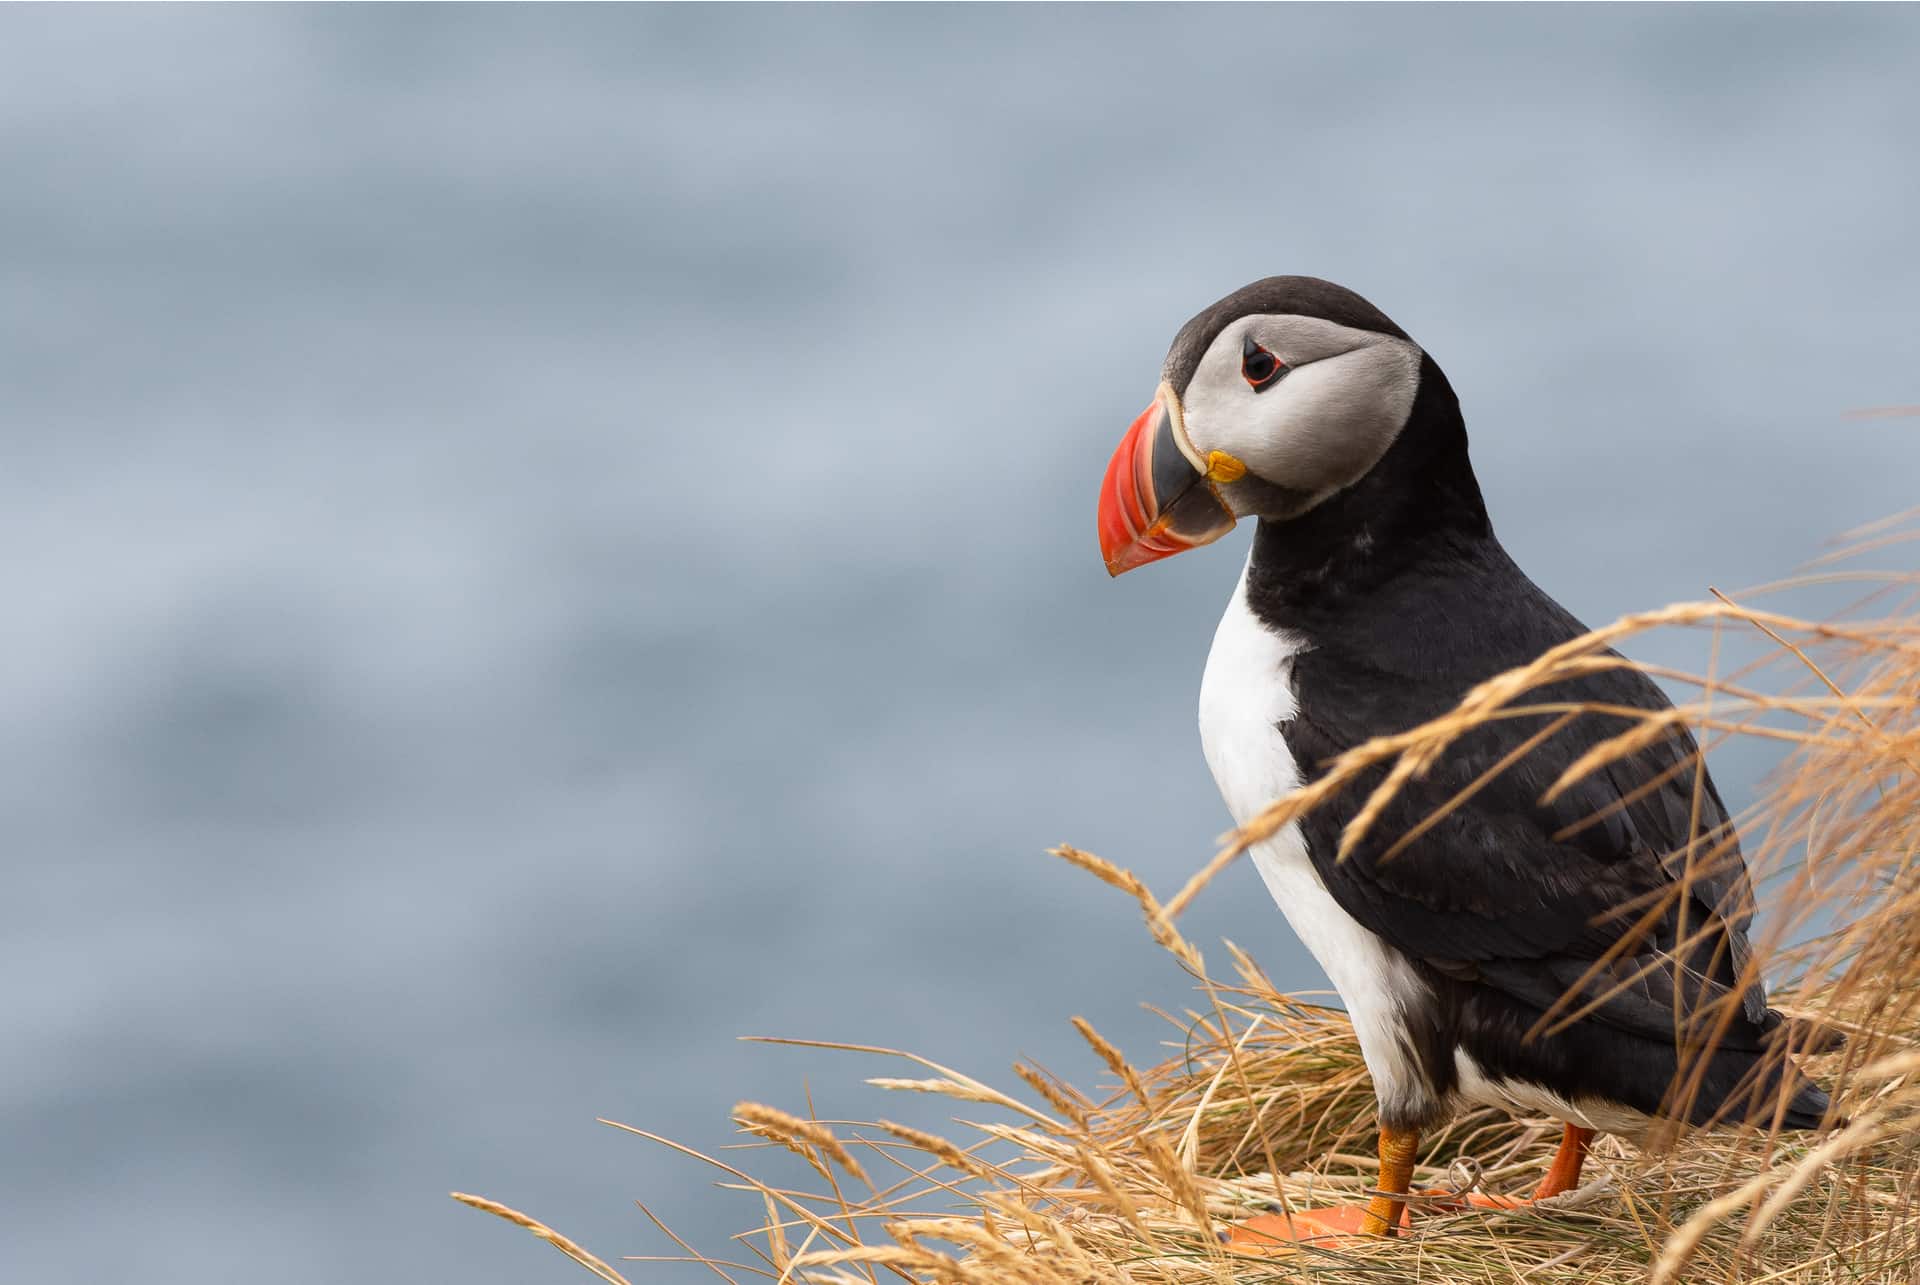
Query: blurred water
xmin=3 ymin=6 xmax=1917 ymax=1281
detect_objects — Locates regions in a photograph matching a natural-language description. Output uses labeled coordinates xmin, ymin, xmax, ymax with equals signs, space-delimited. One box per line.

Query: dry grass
xmin=459 ymin=512 xmax=1920 ymax=1283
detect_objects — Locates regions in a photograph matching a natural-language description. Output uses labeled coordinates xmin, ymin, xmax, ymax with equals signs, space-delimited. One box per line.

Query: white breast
xmin=1199 ymin=560 xmax=1436 ymax=1125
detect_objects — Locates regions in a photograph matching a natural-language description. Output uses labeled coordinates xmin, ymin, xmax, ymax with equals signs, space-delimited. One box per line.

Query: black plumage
xmin=1233 ymin=340 xmax=1830 ymax=1132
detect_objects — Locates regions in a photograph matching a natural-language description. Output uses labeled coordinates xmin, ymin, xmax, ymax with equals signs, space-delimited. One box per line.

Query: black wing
xmin=1283 ymin=558 xmax=1775 ymax=1049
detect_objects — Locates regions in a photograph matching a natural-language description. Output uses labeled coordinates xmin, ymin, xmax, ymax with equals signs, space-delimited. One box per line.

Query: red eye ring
xmin=1241 ymin=336 xmax=1286 ymax=390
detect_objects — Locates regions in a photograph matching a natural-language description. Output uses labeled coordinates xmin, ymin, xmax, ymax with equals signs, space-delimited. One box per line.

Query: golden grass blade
xmin=733 ymin=1102 xmax=872 ymax=1186
xmin=633 ymin=1200 xmax=760 ymax=1283
xmin=1070 ymin=1016 xmax=1153 ymax=1112
xmin=1011 ymin=1060 xmax=1092 ymax=1131
xmin=741 ymin=1036 xmax=1059 ymax=1126
xmin=450 ymin=1192 xmax=636 ymax=1285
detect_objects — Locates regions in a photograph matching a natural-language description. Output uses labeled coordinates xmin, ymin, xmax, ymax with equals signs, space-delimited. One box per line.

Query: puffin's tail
xmin=1769 ymin=1070 xmax=1836 ymax=1132
xmin=1772 ymin=1010 xmax=1848 ymax=1056
xmin=1689 ymin=1043 xmax=1837 ymax=1132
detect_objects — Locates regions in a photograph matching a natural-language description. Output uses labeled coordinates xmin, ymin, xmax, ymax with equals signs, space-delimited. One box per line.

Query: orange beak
xmin=1097 ymin=384 xmax=1239 ymax=576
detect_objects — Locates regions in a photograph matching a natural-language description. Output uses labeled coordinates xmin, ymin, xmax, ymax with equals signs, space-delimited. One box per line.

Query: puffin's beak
xmin=1097 ymin=383 xmax=1239 ymax=576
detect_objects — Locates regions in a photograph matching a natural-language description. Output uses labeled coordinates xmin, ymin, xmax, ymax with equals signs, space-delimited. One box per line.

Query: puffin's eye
xmin=1241 ymin=336 xmax=1285 ymax=390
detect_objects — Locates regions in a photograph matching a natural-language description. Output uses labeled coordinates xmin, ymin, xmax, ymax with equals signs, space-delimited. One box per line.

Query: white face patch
xmin=1172 ymin=315 xmax=1423 ymax=516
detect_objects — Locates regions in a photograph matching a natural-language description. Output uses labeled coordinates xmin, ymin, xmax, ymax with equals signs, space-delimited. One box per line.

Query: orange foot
xmin=1226 ymin=1184 xmax=1562 ymax=1253
xmin=1226 ymin=1203 xmax=1409 ymax=1251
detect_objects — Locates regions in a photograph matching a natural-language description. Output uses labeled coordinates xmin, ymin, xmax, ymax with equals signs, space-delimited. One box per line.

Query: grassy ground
xmin=460 ymin=513 xmax=1920 ymax=1283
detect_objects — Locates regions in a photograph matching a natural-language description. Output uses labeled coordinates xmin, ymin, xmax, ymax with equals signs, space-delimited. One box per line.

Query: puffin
xmin=1095 ymin=277 xmax=1832 ymax=1241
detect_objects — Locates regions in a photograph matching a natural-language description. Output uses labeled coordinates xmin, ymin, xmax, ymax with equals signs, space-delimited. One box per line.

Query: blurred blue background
xmin=4 ymin=5 xmax=1917 ymax=1281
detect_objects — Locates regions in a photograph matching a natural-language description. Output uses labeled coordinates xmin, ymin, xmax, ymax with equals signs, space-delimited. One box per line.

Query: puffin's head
xmin=1098 ymin=276 xmax=1428 ymax=576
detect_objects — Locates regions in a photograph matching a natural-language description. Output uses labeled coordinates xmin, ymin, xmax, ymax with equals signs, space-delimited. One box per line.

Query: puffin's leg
xmin=1532 ymin=1124 xmax=1594 ymax=1200
xmin=1224 ymin=1126 xmax=1419 ymax=1250
xmin=1358 ymin=1126 xmax=1420 ymax=1235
